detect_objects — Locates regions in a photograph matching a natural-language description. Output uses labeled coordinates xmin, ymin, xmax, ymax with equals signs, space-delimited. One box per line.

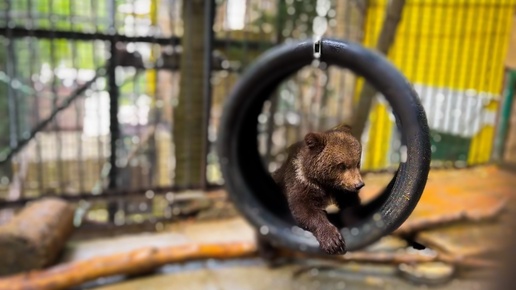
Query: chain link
xmin=312 ymin=0 xmax=331 ymax=59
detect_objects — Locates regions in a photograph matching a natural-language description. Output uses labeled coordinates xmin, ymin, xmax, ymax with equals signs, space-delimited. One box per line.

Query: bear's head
xmin=300 ymin=125 xmax=364 ymax=192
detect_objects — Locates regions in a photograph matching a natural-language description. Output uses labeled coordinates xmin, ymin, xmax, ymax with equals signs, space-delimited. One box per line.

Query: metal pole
xmin=201 ymin=0 xmax=215 ymax=189
xmin=493 ymin=69 xmax=516 ymax=162
xmin=107 ymin=0 xmax=120 ymax=222
xmin=5 ymin=0 xmax=19 ymax=151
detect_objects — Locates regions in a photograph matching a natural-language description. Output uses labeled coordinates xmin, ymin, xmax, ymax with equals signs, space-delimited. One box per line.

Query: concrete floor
xmin=90 ymin=260 xmax=487 ymax=290
xmin=61 ymin=165 xmax=514 ymax=290
xmin=68 ymin=218 xmax=489 ymax=290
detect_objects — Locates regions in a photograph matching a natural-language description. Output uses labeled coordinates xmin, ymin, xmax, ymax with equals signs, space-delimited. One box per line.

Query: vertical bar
xmin=428 ymin=0 xmax=450 ymax=166
xmin=182 ymin=0 xmax=193 ymax=186
xmin=27 ymin=0 xmax=44 ymax=194
xmin=295 ymin=78 xmax=303 ymax=142
xmin=481 ymin=0 xmax=509 ymax=163
xmin=336 ymin=0 xmax=352 ymax=124
xmin=434 ymin=0 xmax=452 ymax=133
xmin=472 ymin=0 xmax=498 ymax=164
xmin=452 ymin=0 xmax=473 ymax=165
xmin=241 ymin=0 xmax=250 ymax=66
xmin=401 ymin=0 xmax=425 ymax=166
xmin=144 ymin=1 xmax=154 ymax=189
xmin=309 ymin=69 xmax=317 ymax=132
xmin=132 ymin=71 xmax=142 ymax=189
xmin=258 ymin=2 xmax=280 ymax=168
xmin=370 ymin=1 xmax=388 ymax=170
xmin=201 ymin=0 xmax=215 ymax=189
xmin=91 ymin=0 xmax=98 ymax=31
xmin=222 ymin=1 xmax=231 ymax=169
xmin=361 ymin=0 xmax=379 ymax=170
xmin=168 ymin=0 xmax=176 ymax=36
xmin=462 ymin=0 xmax=485 ymax=165
xmin=108 ymin=0 xmax=117 ymax=33
xmin=409 ymin=0 xmax=425 ymax=91
xmin=107 ymin=44 xmax=119 ymax=187
xmin=344 ymin=0 xmax=351 ymax=38
xmin=492 ymin=2 xmax=515 ymax=162
xmin=90 ymin=0 xmax=104 ymax=188
xmin=489 ymin=0 xmax=514 ymax=97
xmin=494 ymin=70 xmax=516 ymax=161
xmin=264 ymin=96 xmax=278 ymax=165
xmin=107 ymin=0 xmax=120 ymax=221
xmin=264 ymin=0 xmax=285 ymax=168
xmin=385 ymin=0 xmax=415 ymax=167
xmin=132 ymin=0 xmax=137 ymax=36
xmin=48 ymin=0 xmax=65 ymax=193
xmin=5 ymin=0 xmax=19 ymax=151
xmin=417 ymin=1 xmax=436 ymax=152
xmin=446 ymin=0 xmax=468 ymax=165
xmin=150 ymin=0 xmax=159 ymax=189
xmin=222 ymin=1 xmax=233 ymax=177
xmin=264 ymin=0 xmax=286 ymax=166
xmin=69 ymin=0 xmax=85 ymax=193
xmin=336 ymin=70 xmax=346 ymax=123
xmin=169 ymin=0 xmax=177 ymax=188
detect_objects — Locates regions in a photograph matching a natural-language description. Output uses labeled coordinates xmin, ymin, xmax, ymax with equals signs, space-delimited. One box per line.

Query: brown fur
xmin=272 ymin=124 xmax=364 ymax=255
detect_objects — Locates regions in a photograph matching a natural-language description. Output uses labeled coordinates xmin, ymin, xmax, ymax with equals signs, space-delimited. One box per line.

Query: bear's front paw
xmin=316 ymin=226 xmax=346 ymax=255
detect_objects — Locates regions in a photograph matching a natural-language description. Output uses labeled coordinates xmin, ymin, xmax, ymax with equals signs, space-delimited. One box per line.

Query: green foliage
xmin=251 ymin=0 xmax=321 ymax=40
xmin=11 ymin=0 xmax=110 ymax=32
xmin=8 ymin=0 xmax=114 ymax=74
xmin=12 ymin=38 xmax=106 ymax=85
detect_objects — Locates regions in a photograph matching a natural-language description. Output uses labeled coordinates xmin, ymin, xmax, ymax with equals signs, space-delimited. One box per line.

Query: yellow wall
xmin=363 ymin=0 xmax=515 ymax=93
xmin=359 ymin=0 xmax=516 ymax=169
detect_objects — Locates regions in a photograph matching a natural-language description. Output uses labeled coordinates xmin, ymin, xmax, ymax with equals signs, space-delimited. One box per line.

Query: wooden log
xmin=393 ymin=199 xmax=506 ymax=236
xmin=0 ymin=241 xmax=257 ymax=290
xmin=0 ymin=198 xmax=76 ymax=276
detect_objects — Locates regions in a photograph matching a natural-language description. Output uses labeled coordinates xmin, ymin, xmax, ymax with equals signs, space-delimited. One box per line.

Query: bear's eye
xmin=338 ymin=163 xmax=347 ymax=170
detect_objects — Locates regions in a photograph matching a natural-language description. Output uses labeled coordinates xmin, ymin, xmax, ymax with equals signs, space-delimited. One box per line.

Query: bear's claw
xmin=317 ymin=226 xmax=347 ymax=255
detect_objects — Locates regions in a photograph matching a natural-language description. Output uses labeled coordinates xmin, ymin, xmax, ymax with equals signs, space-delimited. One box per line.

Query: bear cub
xmin=272 ymin=124 xmax=364 ymax=255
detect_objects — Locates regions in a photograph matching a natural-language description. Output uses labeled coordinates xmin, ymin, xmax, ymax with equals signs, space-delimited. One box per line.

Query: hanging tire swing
xmin=217 ymin=38 xmax=431 ymax=254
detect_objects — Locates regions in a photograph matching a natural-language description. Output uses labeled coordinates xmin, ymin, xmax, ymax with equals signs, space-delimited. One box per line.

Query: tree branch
xmin=351 ymin=0 xmax=406 ymax=139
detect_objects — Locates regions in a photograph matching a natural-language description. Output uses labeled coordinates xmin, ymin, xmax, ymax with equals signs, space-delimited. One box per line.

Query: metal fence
xmin=0 ymin=0 xmax=514 ymax=228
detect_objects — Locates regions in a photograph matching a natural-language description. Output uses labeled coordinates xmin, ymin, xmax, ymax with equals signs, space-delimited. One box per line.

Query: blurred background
xmin=0 ymin=0 xmax=515 ymax=289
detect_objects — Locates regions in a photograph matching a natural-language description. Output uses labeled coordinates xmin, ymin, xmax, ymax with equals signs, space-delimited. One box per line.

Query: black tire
xmin=217 ymin=38 xmax=431 ymax=254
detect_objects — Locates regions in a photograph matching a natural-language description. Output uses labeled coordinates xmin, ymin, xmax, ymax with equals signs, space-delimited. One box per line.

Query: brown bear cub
xmin=272 ymin=124 xmax=364 ymax=255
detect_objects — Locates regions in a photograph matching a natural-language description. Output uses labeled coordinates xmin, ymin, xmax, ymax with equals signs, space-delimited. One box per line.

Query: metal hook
xmin=313 ymin=38 xmax=321 ymax=59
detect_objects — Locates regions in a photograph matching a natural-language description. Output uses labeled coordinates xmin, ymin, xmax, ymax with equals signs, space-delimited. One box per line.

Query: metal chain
xmin=312 ymin=0 xmax=331 ymax=59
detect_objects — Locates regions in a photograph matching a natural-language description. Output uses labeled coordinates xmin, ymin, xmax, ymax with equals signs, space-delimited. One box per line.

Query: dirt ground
xmin=60 ymin=165 xmax=515 ymax=290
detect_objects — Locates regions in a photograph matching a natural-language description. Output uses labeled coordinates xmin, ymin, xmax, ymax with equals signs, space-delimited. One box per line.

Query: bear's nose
xmin=355 ymin=182 xmax=365 ymax=190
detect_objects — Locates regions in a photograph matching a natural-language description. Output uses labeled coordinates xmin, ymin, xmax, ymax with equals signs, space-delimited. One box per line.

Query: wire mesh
xmin=0 ymin=0 xmax=514 ymax=228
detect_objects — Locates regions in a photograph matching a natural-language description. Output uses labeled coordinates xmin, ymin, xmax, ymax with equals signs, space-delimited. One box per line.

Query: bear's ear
xmin=304 ymin=132 xmax=326 ymax=151
xmin=333 ymin=124 xmax=352 ymax=133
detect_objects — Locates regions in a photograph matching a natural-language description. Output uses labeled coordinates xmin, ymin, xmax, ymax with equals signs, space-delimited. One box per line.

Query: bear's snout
xmin=339 ymin=169 xmax=364 ymax=191
xmin=354 ymin=181 xmax=365 ymax=191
